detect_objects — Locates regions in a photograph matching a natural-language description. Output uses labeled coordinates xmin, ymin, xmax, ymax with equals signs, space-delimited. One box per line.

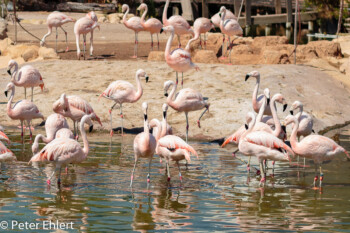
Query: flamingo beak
xmin=290 ymin=110 xmax=294 ymax=115
xmin=163 ymin=111 xmax=166 ymax=118
xmin=39 ymin=84 xmax=44 ymax=91
xmin=244 ymin=124 xmax=248 ymax=130
xmin=267 ymin=98 xmax=270 ymax=105
xmin=89 ymin=125 xmax=93 ymax=133
xmin=7 ymin=69 xmax=11 ymax=75
xmin=245 ymin=74 xmax=250 ymax=81
xmin=145 ymin=76 xmax=149 ymax=83
xmin=283 ymin=104 xmax=288 ymax=112
xmin=164 ymin=92 xmax=168 ymax=97
xmin=4 ymin=91 xmax=8 ymax=97
xmin=144 ymin=114 xmax=148 ymax=121
xmin=219 ymin=13 xmax=222 ymax=18
xmin=160 ymin=28 xmax=164 ymax=34
xmin=281 ymin=125 xmax=286 ymax=134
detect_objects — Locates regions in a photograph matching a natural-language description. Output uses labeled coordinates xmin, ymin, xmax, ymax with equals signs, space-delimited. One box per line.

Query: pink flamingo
xmin=99 ymin=69 xmax=149 ymax=136
xmin=52 ymin=93 xmax=102 ymax=138
xmin=122 ymin=4 xmax=144 ymax=58
xmin=162 ymin=0 xmax=194 ymax=48
xmin=156 ymin=135 xmax=198 ymax=182
xmin=218 ymin=6 xmax=243 ymax=64
xmin=40 ymin=11 xmax=76 ymax=52
xmin=164 ymin=80 xmax=209 ymax=142
xmin=0 ymin=141 xmax=16 ymax=164
xmin=185 ymin=17 xmax=215 ymax=50
xmin=29 ymin=114 xmax=93 ymax=185
xmin=138 ymin=3 xmax=163 ymax=50
xmin=32 ymin=113 xmax=69 ymax=154
xmin=7 ymin=60 xmax=44 ymax=102
xmin=55 ymin=128 xmax=74 ymax=139
xmin=149 ymin=104 xmax=172 ymax=140
xmin=211 ymin=9 xmax=236 ymax=28
xmin=5 ymin=82 xmax=44 ymax=143
xmin=284 ymin=115 xmax=349 ymax=188
xmin=162 ymin=25 xmax=199 ymax=87
xmin=74 ymin=11 xmax=100 ymax=60
xmin=0 ymin=129 xmax=11 ymax=145
xmin=130 ymin=102 xmax=157 ymax=187
xmin=239 ymin=112 xmax=294 ymax=184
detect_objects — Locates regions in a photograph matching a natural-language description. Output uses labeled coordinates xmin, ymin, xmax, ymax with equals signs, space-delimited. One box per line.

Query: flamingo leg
xmin=83 ymin=34 xmax=86 ymax=60
xmin=303 ymin=157 xmax=306 ymax=168
xmin=24 ymin=88 xmax=26 ymax=99
xmin=221 ymin=34 xmax=225 ymax=58
xmin=31 ymin=87 xmax=34 ymax=102
xmin=21 ymin=120 xmax=24 ymax=144
xmin=57 ymin=167 xmax=62 ymax=185
xmin=199 ymin=34 xmax=202 ymax=49
xmin=120 ymin=104 xmax=124 ymax=136
xmin=90 ymin=30 xmax=94 ymax=56
xmin=228 ymin=37 xmax=233 ymax=65
xmin=313 ymin=164 xmax=318 ymax=187
xmin=166 ymin=162 xmax=171 ymax=181
xmin=109 ymin=103 xmax=117 ymax=137
xmin=60 ymin=26 xmax=69 ymax=52
xmin=177 ymin=34 xmax=181 ymax=48
xmin=157 ymin=33 xmax=159 ymax=50
xmin=259 ymin=161 xmax=266 ymax=185
xmin=27 ymin=120 xmax=32 ymax=143
xmin=197 ymin=105 xmax=209 ymax=128
xmin=150 ymin=33 xmax=153 ymax=50
xmin=55 ymin=27 xmax=58 ymax=53
xmin=319 ymin=165 xmax=323 ymax=188
xmin=130 ymin=158 xmax=138 ymax=187
xmin=176 ymin=72 xmax=178 ymax=85
xmin=204 ymin=33 xmax=207 ymax=50
xmin=47 ymin=168 xmax=56 ymax=185
xmin=272 ymin=161 xmax=275 ymax=176
xmin=185 ymin=112 xmax=189 ymax=143
xmin=147 ymin=157 xmax=152 ymax=184
xmin=136 ymin=32 xmax=139 ymax=58
xmin=75 ymin=33 xmax=81 ymax=59
xmin=177 ymin=161 xmax=182 ymax=182
xmin=247 ymin=156 xmax=251 ymax=172
xmin=132 ymin=31 xmax=137 ymax=58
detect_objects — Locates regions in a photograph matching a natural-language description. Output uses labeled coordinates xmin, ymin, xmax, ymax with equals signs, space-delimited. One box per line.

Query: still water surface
xmin=0 ymin=127 xmax=350 ymax=232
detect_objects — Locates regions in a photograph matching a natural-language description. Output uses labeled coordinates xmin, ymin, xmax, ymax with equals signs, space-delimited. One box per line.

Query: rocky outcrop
xmin=57 ymin=2 xmax=116 ymax=13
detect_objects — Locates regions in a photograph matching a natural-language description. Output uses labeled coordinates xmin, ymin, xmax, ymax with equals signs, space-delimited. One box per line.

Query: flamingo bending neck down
xmin=99 ymin=69 xmax=149 ymax=136
xmin=284 ymin=115 xmax=349 ymax=188
xmin=40 ymin=11 xmax=76 ymax=52
xmin=185 ymin=18 xmax=215 ymax=51
xmin=162 ymin=0 xmax=194 ymax=48
xmin=164 ymin=80 xmax=209 ymax=142
xmin=7 ymin=60 xmax=45 ymax=102
xmin=130 ymin=102 xmax=157 ymax=187
xmin=29 ymin=114 xmax=93 ymax=186
xmin=122 ymin=4 xmax=144 ymax=58
xmin=5 ymin=82 xmax=44 ymax=143
xmin=161 ymin=25 xmax=198 ymax=88
xmin=138 ymin=3 xmax=162 ymax=50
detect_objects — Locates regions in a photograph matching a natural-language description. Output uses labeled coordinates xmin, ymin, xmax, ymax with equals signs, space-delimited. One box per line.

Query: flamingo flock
xmin=0 ymin=4 xmax=348 ymax=190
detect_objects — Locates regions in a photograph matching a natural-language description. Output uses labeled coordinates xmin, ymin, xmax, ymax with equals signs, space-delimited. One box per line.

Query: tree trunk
xmin=337 ymin=0 xmax=344 ymax=35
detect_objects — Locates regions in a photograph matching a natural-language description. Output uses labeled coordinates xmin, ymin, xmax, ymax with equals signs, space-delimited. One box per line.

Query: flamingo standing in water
xmin=185 ymin=17 xmax=215 ymax=50
xmin=74 ymin=11 xmax=100 ymax=60
xmin=99 ymin=69 xmax=149 ymax=136
xmin=122 ymin=4 xmax=144 ymax=58
xmin=29 ymin=114 xmax=93 ymax=186
xmin=161 ymin=25 xmax=198 ymax=88
xmin=4 ymin=82 xmax=44 ymax=143
xmin=157 ymin=134 xmax=198 ymax=182
xmin=32 ymin=113 xmax=70 ymax=154
xmin=164 ymin=80 xmax=209 ymax=142
xmin=284 ymin=115 xmax=349 ymax=188
xmin=162 ymin=0 xmax=194 ymax=48
xmin=218 ymin=6 xmax=243 ymax=64
xmin=40 ymin=11 xmax=76 ymax=52
xmin=52 ymin=93 xmax=102 ymax=138
xmin=138 ymin=3 xmax=162 ymax=50
xmin=239 ymin=112 xmax=293 ymax=184
xmin=130 ymin=102 xmax=157 ymax=187
xmin=7 ymin=60 xmax=44 ymax=102
xmin=0 ymin=130 xmax=15 ymax=164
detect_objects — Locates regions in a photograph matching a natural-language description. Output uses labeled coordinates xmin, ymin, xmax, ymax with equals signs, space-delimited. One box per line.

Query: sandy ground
xmin=0 ymin=59 xmax=350 ymax=141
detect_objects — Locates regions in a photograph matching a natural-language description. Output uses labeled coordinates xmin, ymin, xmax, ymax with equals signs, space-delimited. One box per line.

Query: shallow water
xmin=0 ymin=127 xmax=350 ymax=232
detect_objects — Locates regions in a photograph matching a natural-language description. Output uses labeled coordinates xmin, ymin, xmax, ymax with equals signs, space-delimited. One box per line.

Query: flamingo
xmin=32 ymin=113 xmax=69 ymax=154
xmin=0 ymin=141 xmax=16 ymax=164
xmin=74 ymin=11 xmax=100 ymax=60
xmin=164 ymin=80 xmax=209 ymax=142
xmin=185 ymin=17 xmax=215 ymax=50
xmin=4 ymin=82 xmax=44 ymax=143
xmin=40 ymin=11 xmax=76 ymax=52
xmin=160 ymin=103 xmax=173 ymax=137
xmin=162 ymin=0 xmax=194 ymax=48
xmin=122 ymin=4 xmax=144 ymax=58
xmin=156 ymin=135 xmax=198 ymax=182
xmin=218 ymin=6 xmax=243 ymax=64
xmin=161 ymin=25 xmax=199 ymax=88
xmin=99 ymin=69 xmax=149 ymax=136
xmin=239 ymin=112 xmax=294 ymax=184
xmin=7 ymin=60 xmax=44 ymax=102
xmin=52 ymin=93 xmax=102 ymax=138
xmin=138 ymin=3 xmax=162 ymax=50
xmin=0 ymin=129 xmax=11 ymax=145
xmin=130 ymin=102 xmax=157 ymax=187
xmin=29 ymin=114 xmax=94 ymax=185
xmin=55 ymin=128 xmax=74 ymax=139
xmin=284 ymin=115 xmax=349 ymax=188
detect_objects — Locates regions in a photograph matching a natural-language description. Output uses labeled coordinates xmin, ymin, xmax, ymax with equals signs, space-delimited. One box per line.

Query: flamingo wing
xmin=158 ymin=135 xmax=198 ymax=158
xmin=222 ymin=125 xmax=246 ymax=147
xmin=101 ymin=81 xmax=135 ymax=101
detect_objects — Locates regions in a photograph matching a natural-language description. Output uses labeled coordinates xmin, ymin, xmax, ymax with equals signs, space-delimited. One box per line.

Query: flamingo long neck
xmin=256 ymin=96 xmax=266 ymax=122
xmin=220 ymin=9 xmax=226 ymax=28
xmin=165 ymin=28 xmax=174 ymax=58
xmin=166 ymin=82 xmax=177 ymax=109
xmin=162 ymin=0 xmax=169 ymax=25
xmin=153 ymin=119 xmax=162 ymax=140
xmin=11 ymin=64 xmax=19 ymax=85
xmin=123 ymin=6 xmax=129 ymax=25
xmin=252 ymin=76 xmax=260 ymax=111
xmin=7 ymin=86 xmax=15 ymax=117
xmin=289 ymin=118 xmax=300 ymax=152
xmin=241 ymin=115 xmax=256 ymax=140
xmin=134 ymin=73 xmax=143 ymax=102
xmin=185 ymin=31 xmax=200 ymax=51
xmin=140 ymin=6 xmax=148 ymax=25
xmin=270 ymin=97 xmax=282 ymax=137
xmin=161 ymin=111 xmax=168 ymax=137
xmin=296 ymin=105 xmax=303 ymax=121
xmin=80 ymin=120 xmax=89 ymax=156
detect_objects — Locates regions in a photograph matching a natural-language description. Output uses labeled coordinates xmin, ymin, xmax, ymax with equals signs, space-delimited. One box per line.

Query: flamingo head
xmin=283 ymin=115 xmax=298 ymax=127
xmin=137 ymin=3 xmax=147 ymax=11
xmin=87 ymin=11 xmax=97 ymax=22
xmin=245 ymin=112 xmax=255 ymax=130
xmin=245 ymin=70 xmax=260 ymax=81
xmin=263 ymin=88 xmax=270 ymax=105
xmin=136 ymin=69 xmax=149 ymax=83
xmin=160 ymin=25 xmax=174 ymax=34
xmin=162 ymin=103 xmax=168 ymax=118
xmin=81 ymin=114 xmax=94 ymax=133
xmin=290 ymin=100 xmax=302 ymax=115
xmin=53 ymin=93 xmax=68 ymax=113
xmin=4 ymin=82 xmax=14 ymax=97
xmin=163 ymin=80 xmax=174 ymax=97
xmin=122 ymin=4 xmax=129 ymax=13
xmin=219 ymin=6 xmax=226 ymax=14
xmin=7 ymin=60 xmax=17 ymax=76
xmin=273 ymin=93 xmax=288 ymax=112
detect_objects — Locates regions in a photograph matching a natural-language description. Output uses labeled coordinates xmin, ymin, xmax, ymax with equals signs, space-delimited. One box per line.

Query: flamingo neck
xmin=153 ymin=119 xmax=162 ymax=140
xmin=161 ymin=111 xmax=167 ymax=137
xmin=220 ymin=10 xmax=226 ymax=28
xmin=290 ymin=118 xmax=300 ymax=152
xmin=134 ymin=73 xmax=143 ymax=102
xmin=80 ymin=119 xmax=89 ymax=156
xmin=11 ymin=64 xmax=19 ymax=85
xmin=165 ymin=28 xmax=174 ymax=58
xmin=185 ymin=31 xmax=199 ymax=51
xmin=32 ymin=134 xmax=43 ymax=152
xmin=123 ymin=6 xmax=129 ymax=25
xmin=296 ymin=105 xmax=303 ymax=121
xmin=166 ymin=82 xmax=177 ymax=108
xmin=252 ymin=76 xmax=260 ymax=111
xmin=256 ymin=95 xmax=266 ymax=122
xmin=241 ymin=115 xmax=256 ymax=140
xmin=140 ymin=6 xmax=148 ymax=25
xmin=270 ymin=96 xmax=282 ymax=137
xmin=162 ymin=0 xmax=169 ymax=25
xmin=7 ymin=86 xmax=15 ymax=117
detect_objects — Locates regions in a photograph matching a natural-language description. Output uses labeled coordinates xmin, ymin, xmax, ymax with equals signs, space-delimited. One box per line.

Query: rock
xmin=296 ymin=45 xmax=318 ymax=60
xmin=252 ymin=36 xmax=289 ymax=48
xmin=107 ymin=13 xmax=121 ymax=24
xmin=56 ymin=2 xmax=116 ymax=13
xmin=193 ymin=50 xmax=218 ymax=63
xmin=0 ymin=38 xmax=13 ymax=54
xmin=7 ymin=44 xmax=30 ymax=59
xmin=261 ymin=49 xmax=290 ymax=64
xmin=206 ymin=33 xmax=223 ymax=54
xmin=307 ymin=41 xmax=342 ymax=58
xmin=147 ymin=51 xmax=165 ymax=61
xmin=38 ymin=47 xmax=59 ymax=59
xmin=0 ymin=18 xmax=7 ymax=39
xmin=333 ymin=35 xmax=350 ymax=57
xmin=340 ymin=57 xmax=350 ymax=74
xmin=98 ymin=16 xmax=108 ymax=23
xmin=22 ymin=46 xmax=39 ymax=61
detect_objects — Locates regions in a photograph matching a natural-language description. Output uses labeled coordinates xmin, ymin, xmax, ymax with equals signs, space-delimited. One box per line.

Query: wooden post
xmin=286 ymin=0 xmax=292 ymax=40
xmin=201 ymin=0 xmax=208 ymax=18
xmin=180 ymin=0 xmax=193 ymax=21
xmin=337 ymin=0 xmax=344 ymax=35
xmin=294 ymin=0 xmax=298 ymax=64
xmin=234 ymin=0 xmax=240 ymax=16
xmin=308 ymin=21 xmax=314 ymax=42
xmin=13 ymin=0 xmax=16 ymax=44
xmin=275 ymin=0 xmax=281 ymax=14
xmin=245 ymin=0 xmax=252 ymax=36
